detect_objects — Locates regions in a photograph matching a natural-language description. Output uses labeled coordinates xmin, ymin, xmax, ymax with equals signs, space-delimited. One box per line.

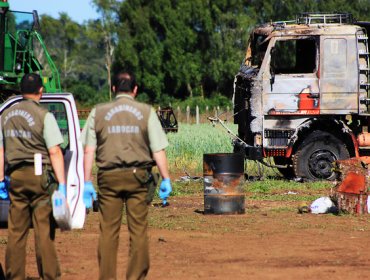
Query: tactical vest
xmin=94 ymin=96 xmax=154 ymax=170
xmin=2 ymin=99 xmax=50 ymax=171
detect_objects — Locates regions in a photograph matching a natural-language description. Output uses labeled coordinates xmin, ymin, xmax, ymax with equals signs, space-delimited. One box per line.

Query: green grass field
xmin=166 ymin=123 xmax=279 ymax=177
xmin=165 ymin=123 xmax=333 ymax=202
xmin=166 ymin=123 xmax=235 ymax=174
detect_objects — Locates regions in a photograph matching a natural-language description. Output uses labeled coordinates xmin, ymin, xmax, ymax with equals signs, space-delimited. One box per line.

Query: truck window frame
xmin=270 ymin=37 xmax=318 ymax=75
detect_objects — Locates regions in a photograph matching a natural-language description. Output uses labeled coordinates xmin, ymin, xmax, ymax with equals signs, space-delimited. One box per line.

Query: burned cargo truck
xmin=233 ymin=13 xmax=370 ymax=180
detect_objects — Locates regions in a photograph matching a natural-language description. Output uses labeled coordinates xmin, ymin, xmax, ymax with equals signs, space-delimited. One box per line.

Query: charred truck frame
xmin=233 ymin=13 xmax=370 ymax=180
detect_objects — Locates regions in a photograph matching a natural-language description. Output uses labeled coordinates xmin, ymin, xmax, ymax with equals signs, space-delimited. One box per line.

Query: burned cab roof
xmin=251 ymin=12 xmax=366 ymax=37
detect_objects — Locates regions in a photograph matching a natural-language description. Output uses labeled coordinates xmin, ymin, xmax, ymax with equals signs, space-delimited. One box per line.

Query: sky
xmin=9 ymin=0 xmax=100 ymax=24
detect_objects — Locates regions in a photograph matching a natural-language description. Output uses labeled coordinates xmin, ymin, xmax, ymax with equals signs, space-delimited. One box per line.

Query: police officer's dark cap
xmin=20 ymin=73 xmax=43 ymax=94
xmin=113 ymin=72 xmax=137 ymax=93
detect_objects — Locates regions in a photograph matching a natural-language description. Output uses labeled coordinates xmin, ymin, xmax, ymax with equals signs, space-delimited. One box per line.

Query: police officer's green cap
xmin=20 ymin=73 xmax=43 ymax=94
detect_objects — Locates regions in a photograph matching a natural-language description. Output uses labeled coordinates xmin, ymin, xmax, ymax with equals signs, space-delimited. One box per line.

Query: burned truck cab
xmin=233 ymin=24 xmax=273 ymax=160
xmin=233 ymin=13 xmax=370 ymax=180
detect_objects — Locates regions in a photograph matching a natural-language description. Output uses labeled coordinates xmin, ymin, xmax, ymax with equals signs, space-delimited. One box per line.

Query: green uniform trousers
xmin=6 ymin=166 xmax=61 ymax=280
xmin=97 ymin=168 xmax=150 ymax=280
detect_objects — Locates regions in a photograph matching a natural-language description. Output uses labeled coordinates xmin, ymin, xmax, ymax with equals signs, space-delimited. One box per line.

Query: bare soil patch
xmin=0 ymin=193 xmax=369 ymax=280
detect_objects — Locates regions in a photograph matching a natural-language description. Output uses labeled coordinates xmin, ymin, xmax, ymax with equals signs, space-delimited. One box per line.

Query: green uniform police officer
xmin=81 ymin=71 xmax=172 ymax=280
xmin=0 ymin=73 xmax=66 ymax=280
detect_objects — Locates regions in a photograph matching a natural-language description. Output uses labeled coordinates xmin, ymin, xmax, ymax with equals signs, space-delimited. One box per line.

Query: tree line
xmin=38 ymin=0 xmax=370 ymax=107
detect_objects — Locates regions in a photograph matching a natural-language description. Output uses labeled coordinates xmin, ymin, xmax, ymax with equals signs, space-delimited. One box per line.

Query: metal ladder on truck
xmin=358 ymin=30 xmax=370 ymax=113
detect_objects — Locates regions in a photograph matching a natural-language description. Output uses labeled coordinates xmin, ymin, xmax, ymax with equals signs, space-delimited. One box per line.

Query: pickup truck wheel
xmin=273 ymin=157 xmax=295 ymax=179
xmin=293 ymin=131 xmax=349 ymax=181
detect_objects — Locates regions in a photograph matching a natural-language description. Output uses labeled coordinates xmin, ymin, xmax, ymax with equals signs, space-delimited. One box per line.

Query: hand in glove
xmin=58 ymin=183 xmax=67 ymax=198
xmin=159 ymin=178 xmax=172 ymax=204
xmin=0 ymin=177 xmax=9 ymax=200
xmin=83 ymin=181 xmax=97 ymax=209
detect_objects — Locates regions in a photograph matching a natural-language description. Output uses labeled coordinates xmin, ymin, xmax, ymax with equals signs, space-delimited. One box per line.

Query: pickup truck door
xmin=0 ymin=93 xmax=86 ymax=229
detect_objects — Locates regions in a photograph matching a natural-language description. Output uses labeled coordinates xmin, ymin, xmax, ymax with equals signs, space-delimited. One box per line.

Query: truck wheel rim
xmin=308 ymin=150 xmax=336 ymax=179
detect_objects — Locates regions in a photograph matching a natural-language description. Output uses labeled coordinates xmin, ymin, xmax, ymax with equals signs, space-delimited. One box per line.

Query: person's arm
xmin=147 ymin=108 xmax=170 ymax=176
xmin=0 ymin=146 xmax=8 ymax=200
xmin=0 ymin=147 xmax=4 ymax=182
xmin=0 ymin=119 xmax=4 ymax=181
xmin=152 ymin=149 xmax=170 ymax=179
xmin=48 ymin=145 xmax=65 ymax=185
xmin=81 ymin=110 xmax=98 ymax=208
xmin=82 ymin=146 xmax=97 ymax=208
xmin=80 ymin=107 xmax=97 ymax=183
xmin=84 ymin=145 xmax=96 ymax=182
xmin=153 ymin=149 xmax=172 ymax=204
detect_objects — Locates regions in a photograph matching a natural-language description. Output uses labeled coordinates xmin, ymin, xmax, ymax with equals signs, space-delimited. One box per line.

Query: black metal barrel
xmin=203 ymin=153 xmax=245 ymax=214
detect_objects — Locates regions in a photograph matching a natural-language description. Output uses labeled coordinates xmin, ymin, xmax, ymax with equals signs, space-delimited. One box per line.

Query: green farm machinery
xmin=0 ymin=0 xmax=60 ymax=100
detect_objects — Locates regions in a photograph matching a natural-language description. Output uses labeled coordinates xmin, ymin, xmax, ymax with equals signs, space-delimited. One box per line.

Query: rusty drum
xmin=203 ymin=153 xmax=245 ymax=214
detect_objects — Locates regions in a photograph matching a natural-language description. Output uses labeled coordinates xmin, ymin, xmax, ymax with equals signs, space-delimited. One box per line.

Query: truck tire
xmin=273 ymin=157 xmax=295 ymax=179
xmin=293 ymin=131 xmax=349 ymax=181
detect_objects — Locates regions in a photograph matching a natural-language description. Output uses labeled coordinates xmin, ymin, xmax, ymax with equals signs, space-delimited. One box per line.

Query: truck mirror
xmin=32 ymin=10 xmax=40 ymax=30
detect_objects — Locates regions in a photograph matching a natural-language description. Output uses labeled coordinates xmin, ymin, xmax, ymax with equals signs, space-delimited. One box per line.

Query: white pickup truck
xmin=0 ymin=93 xmax=86 ymax=229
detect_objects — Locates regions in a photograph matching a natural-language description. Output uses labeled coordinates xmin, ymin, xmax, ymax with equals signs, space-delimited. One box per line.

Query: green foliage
xmin=69 ymin=83 xmax=109 ymax=106
xmin=114 ymin=0 xmax=250 ymax=102
xmin=40 ymin=14 xmax=108 ymax=103
xmin=37 ymin=0 xmax=370 ymax=107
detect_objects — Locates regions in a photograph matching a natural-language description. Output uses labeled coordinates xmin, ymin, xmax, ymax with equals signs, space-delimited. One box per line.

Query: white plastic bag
xmin=52 ymin=190 xmax=72 ymax=231
xmin=310 ymin=197 xmax=334 ymax=214
xmin=367 ymin=196 xmax=370 ymax=214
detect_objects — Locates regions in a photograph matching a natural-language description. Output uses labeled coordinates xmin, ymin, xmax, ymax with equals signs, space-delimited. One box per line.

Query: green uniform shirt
xmin=81 ymin=94 xmax=169 ymax=152
xmin=0 ymin=99 xmax=64 ymax=171
xmin=0 ymin=112 xmax=63 ymax=148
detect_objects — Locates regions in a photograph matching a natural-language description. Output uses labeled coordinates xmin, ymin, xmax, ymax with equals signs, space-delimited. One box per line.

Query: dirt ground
xmin=0 ymin=193 xmax=369 ymax=280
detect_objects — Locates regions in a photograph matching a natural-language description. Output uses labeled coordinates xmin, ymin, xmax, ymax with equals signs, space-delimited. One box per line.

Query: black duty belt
xmin=7 ymin=162 xmax=50 ymax=175
xmin=99 ymin=164 xmax=153 ymax=172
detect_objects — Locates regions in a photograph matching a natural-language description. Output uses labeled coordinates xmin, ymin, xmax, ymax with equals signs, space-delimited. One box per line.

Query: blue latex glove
xmin=58 ymin=183 xmax=67 ymax=198
xmin=83 ymin=181 xmax=97 ymax=209
xmin=159 ymin=178 xmax=172 ymax=203
xmin=0 ymin=178 xmax=8 ymax=200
